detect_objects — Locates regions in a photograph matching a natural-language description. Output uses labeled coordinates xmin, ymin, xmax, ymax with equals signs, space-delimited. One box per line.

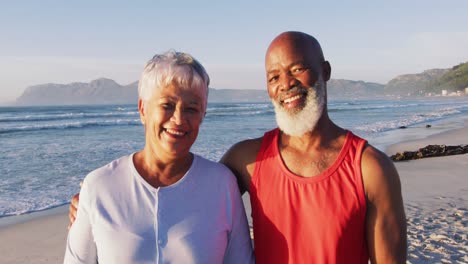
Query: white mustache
xmin=279 ymin=86 xmax=307 ymax=102
xmin=272 ymin=78 xmax=325 ymax=136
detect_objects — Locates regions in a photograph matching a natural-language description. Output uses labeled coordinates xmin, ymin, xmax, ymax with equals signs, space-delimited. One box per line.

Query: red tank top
xmin=251 ymin=129 xmax=369 ymax=264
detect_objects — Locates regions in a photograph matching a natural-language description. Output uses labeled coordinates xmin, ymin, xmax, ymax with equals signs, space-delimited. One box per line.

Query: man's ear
xmin=138 ymin=99 xmax=145 ymax=125
xmin=322 ymin=61 xmax=331 ymax=81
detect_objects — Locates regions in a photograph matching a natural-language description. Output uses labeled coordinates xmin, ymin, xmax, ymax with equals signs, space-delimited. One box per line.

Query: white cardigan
xmin=64 ymin=153 xmax=253 ymax=264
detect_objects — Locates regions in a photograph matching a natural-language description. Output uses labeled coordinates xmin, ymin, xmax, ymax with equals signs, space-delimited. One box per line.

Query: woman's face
xmin=139 ymin=83 xmax=206 ymax=159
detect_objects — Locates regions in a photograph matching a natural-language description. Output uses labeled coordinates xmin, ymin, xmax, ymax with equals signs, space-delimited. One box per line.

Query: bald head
xmin=267 ymin=32 xmax=324 ymax=62
xmin=265 ymin=31 xmax=330 ymax=81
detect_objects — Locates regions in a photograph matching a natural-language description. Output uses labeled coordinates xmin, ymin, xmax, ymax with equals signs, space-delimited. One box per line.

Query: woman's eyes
xmin=184 ymin=107 xmax=200 ymax=113
xmin=160 ymin=104 xmax=199 ymax=113
xmin=161 ymin=103 xmax=174 ymax=109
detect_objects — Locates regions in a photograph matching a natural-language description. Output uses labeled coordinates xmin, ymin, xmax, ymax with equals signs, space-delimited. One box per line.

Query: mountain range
xmin=15 ymin=62 xmax=467 ymax=106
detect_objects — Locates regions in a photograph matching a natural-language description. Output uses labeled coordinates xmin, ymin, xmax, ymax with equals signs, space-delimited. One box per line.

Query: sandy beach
xmin=386 ymin=122 xmax=468 ymax=263
xmin=1 ymin=123 xmax=467 ymax=263
xmin=0 ymin=207 xmax=68 ymax=264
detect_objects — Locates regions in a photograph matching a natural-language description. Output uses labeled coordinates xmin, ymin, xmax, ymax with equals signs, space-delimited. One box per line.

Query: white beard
xmin=272 ymin=78 xmax=325 ymax=137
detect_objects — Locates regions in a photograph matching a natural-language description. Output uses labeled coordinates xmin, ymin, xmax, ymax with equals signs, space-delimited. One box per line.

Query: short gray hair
xmin=138 ymin=50 xmax=210 ymax=103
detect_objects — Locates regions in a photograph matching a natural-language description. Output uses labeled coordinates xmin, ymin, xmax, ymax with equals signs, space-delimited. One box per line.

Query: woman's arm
xmin=222 ymin=172 xmax=255 ymax=264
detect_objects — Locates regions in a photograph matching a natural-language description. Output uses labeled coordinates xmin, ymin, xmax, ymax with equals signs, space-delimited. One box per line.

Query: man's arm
xmin=68 ymin=192 xmax=80 ymax=228
xmin=362 ymin=145 xmax=407 ymax=263
xmin=219 ymin=138 xmax=262 ymax=194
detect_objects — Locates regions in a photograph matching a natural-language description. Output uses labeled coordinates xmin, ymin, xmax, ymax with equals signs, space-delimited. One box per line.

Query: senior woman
xmin=64 ymin=51 xmax=254 ymax=263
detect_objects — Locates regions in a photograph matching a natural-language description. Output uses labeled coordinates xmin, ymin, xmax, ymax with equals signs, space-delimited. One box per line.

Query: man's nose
xmin=279 ymin=74 xmax=299 ymax=92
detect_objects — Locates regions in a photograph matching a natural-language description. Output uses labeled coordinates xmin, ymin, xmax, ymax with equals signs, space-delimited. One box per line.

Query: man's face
xmin=265 ymin=38 xmax=325 ymax=136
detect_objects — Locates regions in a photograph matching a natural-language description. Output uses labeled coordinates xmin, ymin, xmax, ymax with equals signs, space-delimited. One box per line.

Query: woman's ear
xmin=138 ymin=99 xmax=146 ymax=125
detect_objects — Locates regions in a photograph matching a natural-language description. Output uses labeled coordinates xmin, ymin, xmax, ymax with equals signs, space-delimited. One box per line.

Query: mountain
xmin=16 ymin=78 xmax=138 ymax=106
xmin=209 ymin=88 xmax=268 ymax=102
xmin=15 ymin=78 xmax=386 ymax=106
xmin=384 ymin=69 xmax=449 ymax=97
xmin=426 ymin=62 xmax=468 ymax=94
xmin=383 ymin=62 xmax=468 ymax=97
xmin=15 ymin=79 xmax=269 ymax=106
xmin=327 ymin=79 xmax=385 ymax=99
xmin=17 ymin=61 xmax=467 ymax=106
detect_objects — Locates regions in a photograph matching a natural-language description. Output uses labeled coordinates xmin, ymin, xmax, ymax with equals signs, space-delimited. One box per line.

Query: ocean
xmin=0 ymin=97 xmax=467 ymax=218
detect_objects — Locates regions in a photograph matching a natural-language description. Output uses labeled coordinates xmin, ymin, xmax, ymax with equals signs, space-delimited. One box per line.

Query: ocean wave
xmin=207 ymin=104 xmax=271 ymax=112
xmin=330 ymin=103 xmax=420 ymax=111
xmin=0 ymin=111 xmax=139 ymax=123
xmin=0 ymin=119 xmax=142 ymax=134
xmin=206 ymin=109 xmax=274 ymax=117
xmin=331 ymin=100 xmax=468 ymax=113
xmin=0 ymin=201 xmax=70 ymax=218
xmin=354 ymin=107 xmax=462 ymax=133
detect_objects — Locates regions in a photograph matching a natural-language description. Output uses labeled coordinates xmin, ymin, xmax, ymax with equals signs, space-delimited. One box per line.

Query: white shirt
xmin=64 ymin=153 xmax=254 ymax=264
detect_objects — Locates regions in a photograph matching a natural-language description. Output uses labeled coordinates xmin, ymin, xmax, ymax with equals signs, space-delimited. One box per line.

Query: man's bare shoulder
xmin=220 ymin=137 xmax=263 ymax=193
xmin=361 ymin=145 xmax=407 ymax=262
xmin=361 ymin=144 xmax=397 ymax=177
xmin=221 ymin=137 xmax=263 ymax=169
xmin=225 ymin=137 xmax=262 ymax=158
xmin=361 ymin=144 xmax=400 ymax=190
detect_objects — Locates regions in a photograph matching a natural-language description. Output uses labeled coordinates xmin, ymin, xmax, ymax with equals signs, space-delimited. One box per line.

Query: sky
xmin=1 ymin=1 xmax=468 ymax=104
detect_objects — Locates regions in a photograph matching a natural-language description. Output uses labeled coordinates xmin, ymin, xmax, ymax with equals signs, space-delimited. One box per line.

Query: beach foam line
xmin=0 ymin=110 xmax=139 ymax=123
xmin=355 ymin=108 xmax=464 ymax=133
xmin=0 ymin=119 xmax=142 ymax=134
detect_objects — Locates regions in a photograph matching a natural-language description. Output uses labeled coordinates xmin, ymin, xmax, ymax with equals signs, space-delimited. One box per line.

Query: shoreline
xmin=0 ymin=118 xmax=466 ymax=263
xmin=384 ymin=119 xmax=468 ymax=156
xmin=0 ymin=205 xmax=68 ymax=228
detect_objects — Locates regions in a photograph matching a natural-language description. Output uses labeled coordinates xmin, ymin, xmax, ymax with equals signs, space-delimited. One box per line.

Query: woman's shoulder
xmin=193 ymin=154 xmax=231 ymax=173
xmin=192 ymin=155 xmax=237 ymax=185
xmin=84 ymin=154 xmax=133 ymax=186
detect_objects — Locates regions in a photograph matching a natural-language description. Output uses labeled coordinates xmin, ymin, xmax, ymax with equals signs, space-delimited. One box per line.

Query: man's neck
xmin=279 ymin=118 xmax=346 ymax=151
xmin=277 ymin=119 xmax=347 ymax=177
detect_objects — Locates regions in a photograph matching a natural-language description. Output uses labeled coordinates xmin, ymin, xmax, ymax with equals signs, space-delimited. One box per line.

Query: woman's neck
xmin=133 ymin=149 xmax=194 ymax=188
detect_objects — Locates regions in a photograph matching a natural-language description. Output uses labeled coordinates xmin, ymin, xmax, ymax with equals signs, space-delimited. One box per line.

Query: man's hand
xmin=68 ymin=193 xmax=80 ymax=230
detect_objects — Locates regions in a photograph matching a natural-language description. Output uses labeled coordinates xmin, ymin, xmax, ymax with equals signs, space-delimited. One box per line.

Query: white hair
xmin=272 ymin=76 xmax=325 ymax=136
xmin=138 ymin=50 xmax=210 ymax=105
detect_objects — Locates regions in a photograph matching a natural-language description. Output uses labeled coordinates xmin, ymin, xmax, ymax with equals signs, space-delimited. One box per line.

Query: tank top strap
xmin=252 ymin=128 xmax=279 ymax=183
xmin=345 ymin=131 xmax=368 ymax=171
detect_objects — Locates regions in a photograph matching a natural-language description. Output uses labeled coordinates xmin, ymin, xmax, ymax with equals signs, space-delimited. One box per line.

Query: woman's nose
xmin=170 ymin=108 xmax=184 ymax=125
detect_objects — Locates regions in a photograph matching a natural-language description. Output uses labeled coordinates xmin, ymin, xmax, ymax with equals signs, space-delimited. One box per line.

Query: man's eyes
xmin=292 ymin=67 xmax=307 ymax=73
xmin=268 ymin=76 xmax=279 ymax=83
xmin=268 ymin=67 xmax=309 ymax=83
